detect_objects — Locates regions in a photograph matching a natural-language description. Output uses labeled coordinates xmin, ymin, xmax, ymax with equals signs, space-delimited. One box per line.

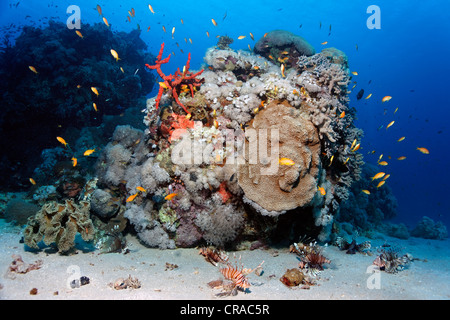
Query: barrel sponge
xmin=237 ymin=100 xmax=321 ymax=213
xmin=23 ymin=199 xmax=95 ymax=253
xmin=254 ymin=30 xmax=315 ymax=57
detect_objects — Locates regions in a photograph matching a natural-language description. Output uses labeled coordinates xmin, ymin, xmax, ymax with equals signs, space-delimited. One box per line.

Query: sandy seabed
xmin=0 ymin=219 xmax=449 ymax=301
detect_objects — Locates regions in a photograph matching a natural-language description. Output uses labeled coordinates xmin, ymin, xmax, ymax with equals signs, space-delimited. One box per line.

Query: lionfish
xmin=373 ymin=246 xmax=412 ymax=273
xmin=335 ymin=237 xmax=371 ymax=254
xmin=290 ymin=239 xmax=330 ymax=276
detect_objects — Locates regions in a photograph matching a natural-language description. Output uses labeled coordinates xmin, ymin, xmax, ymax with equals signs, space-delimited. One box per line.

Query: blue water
xmin=1 ymin=0 xmax=449 ymax=230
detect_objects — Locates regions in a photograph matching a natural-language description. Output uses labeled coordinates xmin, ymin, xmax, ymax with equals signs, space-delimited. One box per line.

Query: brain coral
xmin=238 ymin=100 xmax=321 ymax=213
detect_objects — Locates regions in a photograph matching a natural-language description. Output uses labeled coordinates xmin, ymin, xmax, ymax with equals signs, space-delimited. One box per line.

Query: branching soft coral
xmin=145 ymin=43 xmax=204 ymax=114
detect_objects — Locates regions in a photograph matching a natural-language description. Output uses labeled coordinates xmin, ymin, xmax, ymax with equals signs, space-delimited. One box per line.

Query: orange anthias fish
xmin=29 ymin=66 xmax=38 ymax=74
xmin=371 ymin=172 xmax=385 ymax=181
xmin=249 ymin=32 xmax=254 ymax=40
xmin=75 ymin=30 xmax=83 ymax=39
xmin=56 ymin=136 xmax=68 ymax=147
xmin=397 ymin=136 xmax=405 ymax=142
xmin=361 ymin=189 xmax=370 ymax=195
xmin=93 ymin=102 xmax=98 ymax=112
xmin=29 ymin=178 xmax=36 ymax=185
xmin=351 ymin=143 xmax=361 ymax=152
xmin=165 ymin=193 xmax=178 ymax=201
xmin=126 ymin=193 xmax=139 ymax=202
xmin=376 ymin=180 xmax=386 ymax=188
xmin=71 ymin=157 xmax=77 ymax=167
xmin=136 ymin=186 xmax=146 ymax=192
xmin=148 ymin=4 xmax=155 ymax=14
xmin=211 ymin=18 xmax=217 ymax=26
xmin=103 ymin=17 xmax=109 ymax=27
xmin=110 ymin=49 xmax=120 ymax=62
xmin=279 ymin=157 xmax=295 ymax=166
xmin=91 ymin=87 xmax=99 ymax=96
xmin=238 ymin=35 xmax=246 ymax=40
xmin=339 ymin=111 xmax=345 ymax=118
xmin=280 ymin=64 xmax=286 ymax=78
xmin=351 ymin=71 xmax=358 ymax=76
xmin=378 ymin=161 xmax=388 ymax=166
xmin=96 ymin=4 xmax=102 ymax=16
xmin=318 ymin=186 xmax=326 ymax=196
xmin=397 ymin=156 xmax=407 ymax=160
xmin=365 ymin=93 xmax=372 ymax=100
xmin=386 ymin=120 xmax=395 ymax=130
xmin=321 ymin=41 xmax=328 ymax=45
xmin=382 ymin=96 xmax=392 ymax=103
xmin=83 ymin=148 xmax=96 ymax=156
xmin=416 ymin=147 xmax=430 ymax=154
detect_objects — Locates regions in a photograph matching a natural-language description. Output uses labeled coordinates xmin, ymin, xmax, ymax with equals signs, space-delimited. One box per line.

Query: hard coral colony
xmin=20 ymin=27 xmax=369 ymax=257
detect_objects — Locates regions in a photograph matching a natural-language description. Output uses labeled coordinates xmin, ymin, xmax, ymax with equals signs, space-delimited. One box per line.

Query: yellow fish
xmin=339 ymin=111 xmax=345 ymax=119
xmin=96 ymin=4 xmax=102 ymax=16
xmin=329 ymin=155 xmax=334 ymax=166
xmin=29 ymin=178 xmax=36 ymax=185
xmin=211 ymin=18 xmax=217 ymax=26
xmin=238 ymin=35 xmax=246 ymax=40
xmin=350 ymin=139 xmax=357 ymax=150
xmin=148 ymin=4 xmax=155 ymax=14
xmin=91 ymin=87 xmax=99 ymax=96
xmin=378 ymin=161 xmax=388 ymax=166
xmin=416 ymin=147 xmax=429 ymax=154
xmin=171 ymin=27 xmax=175 ymax=38
xmin=397 ymin=136 xmax=405 ymax=142
xmin=110 ymin=49 xmax=120 ymax=62
xmin=343 ymin=157 xmax=350 ymax=165
xmin=394 ymin=107 xmax=398 ymax=114
xmin=372 ymin=172 xmax=385 ymax=181
xmin=165 ymin=193 xmax=178 ymax=201
xmin=365 ymin=93 xmax=372 ymax=100
xmin=93 ymin=103 xmax=98 ymax=112
xmin=103 ymin=17 xmax=109 ymax=27
xmin=83 ymin=148 xmax=96 ymax=156
xmin=206 ymin=31 xmax=210 ymax=37
xmin=361 ymin=189 xmax=370 ymax=195
xmin=351 ymin=71 xmax=358 ymax=76
xmin=75 ymin=30 xmax=83 ymax=39
xmin=376 ymin=180 xmax=385 ymax=188
xmin=383 ymin=174 xmax=391 ymax=181
xmin=159 ymin=82 xmax=168 ymax=89
xmin=321 ymin=41 xmax=328 ymax=45
xmin=279 ymin=157 xmax=295 ymax=166
xmin=126 ymin=193 xmax=139 ymax=202
xmin=162 ymin=25 xmax=166 ymax=33
xmin=397 ymin=156 xmax=407 ymax=160
xmin=29 ymin=66 xmax=38 ymax=74
xmin=120 ymin=67 xmax=124 ymax=73
xmin=382 ymin=96 xmax=392 ymax=103
xmin=57 ymin=136 xmax=68 ymax=147
xmin=249 ymin=32 xmax=254 ymax=40
xmin=136 ymin=186 xmax=146 ymax=192
xmin=318 ymin=186 xmax=326 ymax=196
xmin=386 ymin=121 xmax=395 ymax=130
xmin=280 ymin=64 xmax=286 ymax=78
xmin=71 ymin=157 xmax=77 ymax=167
xmin=351 ymin=143 xmax=361 ymax=152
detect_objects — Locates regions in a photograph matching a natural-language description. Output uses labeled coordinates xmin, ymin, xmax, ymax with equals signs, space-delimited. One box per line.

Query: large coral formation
xmin=64 ymin=30 xmax=367 ymax=249
xmin=0 ymin=21 xmax=156 ymax=189
xmin=23 ymin=199 xmax=95 ymax=253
